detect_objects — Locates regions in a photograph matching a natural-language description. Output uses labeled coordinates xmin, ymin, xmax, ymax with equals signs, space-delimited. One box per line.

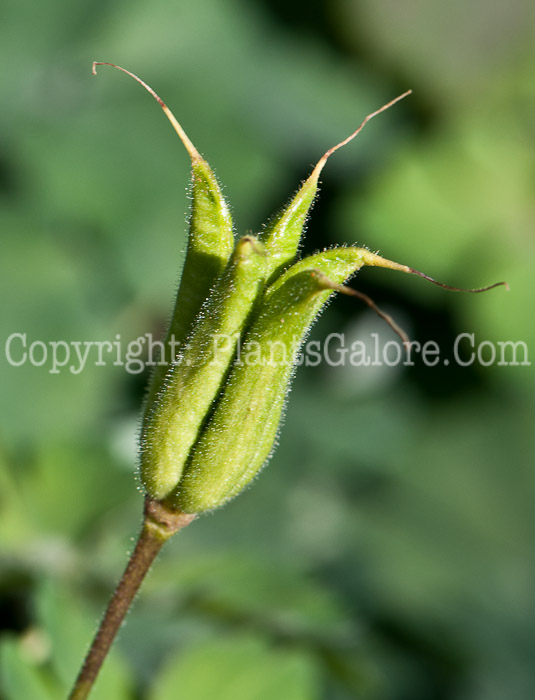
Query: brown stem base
xmin=68 ymin=496 xmax=195 ymax=700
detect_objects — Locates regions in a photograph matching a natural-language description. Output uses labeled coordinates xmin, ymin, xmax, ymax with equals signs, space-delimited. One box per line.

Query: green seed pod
xmin=92 ymin=63 xmax=235 ymax=414
xmin=144 ymin=149 xmax=234 ymax=417
xmin=260 ymin=175 xmax=318 ymax=283
xmin=155 ymin=151 xmax=234 ymax=373
xmin=141 ymin=235 xmax=266 ymax=500
xmin=171 ymin=246 xmax=411 ymax=513
xmin=95 ymin=72 xmax=504 ymax=513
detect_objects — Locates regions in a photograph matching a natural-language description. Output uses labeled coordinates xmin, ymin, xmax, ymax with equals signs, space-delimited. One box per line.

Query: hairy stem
xmin=68 ymin=497 xmax=196 ymax=700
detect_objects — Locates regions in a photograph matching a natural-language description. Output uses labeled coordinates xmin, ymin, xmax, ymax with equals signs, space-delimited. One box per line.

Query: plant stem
xmin=68 ymin=496 xmax=195 ymax=700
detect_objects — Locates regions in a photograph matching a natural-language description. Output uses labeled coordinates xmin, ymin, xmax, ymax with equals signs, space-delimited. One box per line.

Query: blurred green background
xmin=1 ymin=1 xmax=533 ymax=698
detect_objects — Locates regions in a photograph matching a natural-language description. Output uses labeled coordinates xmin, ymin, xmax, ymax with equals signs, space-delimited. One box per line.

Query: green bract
xmin=94 ymin=64 xmax=503 ymax=516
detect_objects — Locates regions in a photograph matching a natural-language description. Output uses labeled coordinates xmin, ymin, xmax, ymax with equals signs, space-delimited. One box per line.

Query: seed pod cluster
xmin=141 ymin=235 xmax=266 ymax=499
xmin=94 ymin=64 xmax=505 ymax=514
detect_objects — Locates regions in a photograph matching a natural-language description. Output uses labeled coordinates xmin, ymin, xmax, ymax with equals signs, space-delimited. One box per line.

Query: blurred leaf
xmin=0 ymin=446 xmax=35 ymax=546
xmin=149 ymin=634 xmax=318 ymax=700
xmin=349 ymin=395 xmax=535 ymax=666
xmin=35 ymin=578 xmax=132 ymax=700
xmin=149 ymin=552 xmax=349 ymax=639
xmin=0 ymin=213 xmax=128 ymax=444
xmin=334 ymin=113 xmax=535 ymax=390
xmin=0 ymin=636 xmax=59 ymax=700
xmin=335 ymin=0 xmax=534 ymax=105
xmin=336 ymin=119 xmax=533 ymax=288
xmin=461 ymin=259 xmax=535 ymax=391
xmin=2 ymin=442 xmax=133 ymax=543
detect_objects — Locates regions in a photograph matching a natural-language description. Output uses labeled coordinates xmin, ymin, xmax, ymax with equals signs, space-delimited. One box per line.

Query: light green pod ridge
xmin=141 ymin=236 xmax=266 ymax=500
xmin=260 ymin=171 xmax=319 ymax=283
xmin=172 ymin=246 xmax=403 ymax=513
xmin=260 ymin=150 xmax=346 ymax=283
xmin=143 ymin=155 xmax=235 ymax=416
xmin=267 ymin=246 xmax=412 ymax=293
xmin=165 ymin=155 xmax=235 ymax=349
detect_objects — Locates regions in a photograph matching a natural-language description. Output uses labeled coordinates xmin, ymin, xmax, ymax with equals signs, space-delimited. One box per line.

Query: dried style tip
xmin=408 ymin=268 xmax=509 ymax=293
xmin=92 ymin=61 xmax=201 ymax=161
xmin=261 ymin=90 xmax=412 ymax=279
xmin=314 ymin=272 xmax=411 ymax=350
xmin=91 ymin=61 xmax=236 ymax=423
xmin=310 ymin=90 xmax=413 ymax=181
xmin=357 ymin=250 xmax=508 ymax=294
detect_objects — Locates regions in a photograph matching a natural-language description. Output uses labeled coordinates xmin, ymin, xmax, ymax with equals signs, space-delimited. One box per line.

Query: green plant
xmin=68 ymin=63 xmax=506 ymax=700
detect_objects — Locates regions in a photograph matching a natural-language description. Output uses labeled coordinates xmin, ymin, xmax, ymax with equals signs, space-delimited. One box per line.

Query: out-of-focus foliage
xmin=0 ymin=0 xmax=533 ymax=699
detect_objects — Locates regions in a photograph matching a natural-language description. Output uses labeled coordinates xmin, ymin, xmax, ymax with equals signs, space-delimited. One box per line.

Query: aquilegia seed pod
xmin=70 ymin=64 xmax=509 ymax=700
xmin=94 ymin=64 xmax=506 ymax=515
xmin=141 ymin=235 xmax=266 ymax=499
xmin=143 ymin=141 xmax=234 ymax=415
xmin=172 ymin=248 xmax=417 ymax=513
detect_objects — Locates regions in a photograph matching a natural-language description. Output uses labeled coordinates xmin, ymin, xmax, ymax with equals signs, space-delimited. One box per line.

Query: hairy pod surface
xmin=144 ymin=155 xmax=235 ymax=418
xmin=161 ymin=156 xmax=235 ymax=356
xmin=141 ymin=236 xmax=266 ymax=500
xmin=260 ymin=173 xmax=318 ymax=283
xmin=171 ymin=247 xmax=408 ymax=513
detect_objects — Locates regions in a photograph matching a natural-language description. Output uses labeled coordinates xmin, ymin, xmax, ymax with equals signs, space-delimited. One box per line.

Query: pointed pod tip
xmin=360 ymin=250 xmax=413 ymax=274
